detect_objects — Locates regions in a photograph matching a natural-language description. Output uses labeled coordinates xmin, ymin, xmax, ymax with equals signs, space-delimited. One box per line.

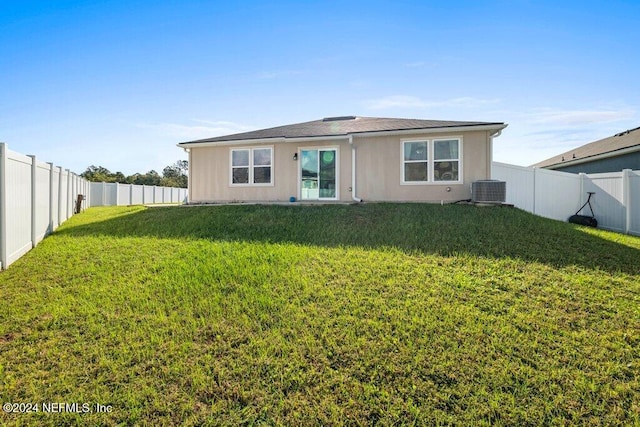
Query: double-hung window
xmin=403 ymin=141 xmax=429 ymax=182
xmin=433 ymin=139 xmax=460 ymax=182
xmin=230 ymin=147 xmax=273 ymax=185
xmin=402 ymin=138 xmax=461 ymax=183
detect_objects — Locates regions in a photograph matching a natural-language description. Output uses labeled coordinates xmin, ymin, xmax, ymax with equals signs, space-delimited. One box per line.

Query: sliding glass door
xmin=300 ymin=148 xmax=337 ymax=200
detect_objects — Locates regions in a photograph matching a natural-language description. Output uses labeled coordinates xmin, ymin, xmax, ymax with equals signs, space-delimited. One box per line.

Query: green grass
xmin=1 ymin=203 xmax=639 ymax=425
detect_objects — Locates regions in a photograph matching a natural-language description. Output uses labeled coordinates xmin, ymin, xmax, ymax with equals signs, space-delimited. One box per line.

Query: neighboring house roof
xmin=534 ymin=126 xmax=640 ymax=169
xmin=178 ymin=116 xmax=506 ymax=147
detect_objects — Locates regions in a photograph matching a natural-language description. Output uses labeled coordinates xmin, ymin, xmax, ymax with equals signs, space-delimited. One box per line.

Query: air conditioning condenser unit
xmin=471 ymin=180 xmax=506 ymax=203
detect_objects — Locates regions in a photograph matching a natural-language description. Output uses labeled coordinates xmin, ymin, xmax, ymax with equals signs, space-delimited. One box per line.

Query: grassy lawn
xmin=1 ymin=203 xmax=639 ymax=425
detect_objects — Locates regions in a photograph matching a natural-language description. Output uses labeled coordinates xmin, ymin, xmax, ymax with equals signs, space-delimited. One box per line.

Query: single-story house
xmin=533 ymin=126 xmax=640 ymax=173
xmin=177 ymin=116 xmax=507 ymax=203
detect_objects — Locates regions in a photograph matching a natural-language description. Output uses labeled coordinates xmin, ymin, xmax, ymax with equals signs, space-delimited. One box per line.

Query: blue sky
xmin=1 ymin=0 xmax=639 ymax=175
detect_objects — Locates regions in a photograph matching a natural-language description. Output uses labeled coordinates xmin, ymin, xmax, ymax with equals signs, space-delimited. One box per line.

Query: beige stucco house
xmin=178 ymin=116 xmax=507 ymax=203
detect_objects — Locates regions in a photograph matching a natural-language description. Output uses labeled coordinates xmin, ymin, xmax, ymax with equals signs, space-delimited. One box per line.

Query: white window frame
xmin=401 ymin=137 xmax=463 ymax=185
xmin=229 ymin=146 xmax=274 ymax=187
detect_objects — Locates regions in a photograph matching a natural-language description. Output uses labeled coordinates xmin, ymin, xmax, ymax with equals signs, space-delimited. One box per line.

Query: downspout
xmin=348 ymin=135 xmax=362 ymax=202
xmin=186 ymin=148 xmax=191 ymax=204
xmin=488 ymin=128 xmax=503 ymax=179
xmin=180 ymin=146 xmax=191 ymax=204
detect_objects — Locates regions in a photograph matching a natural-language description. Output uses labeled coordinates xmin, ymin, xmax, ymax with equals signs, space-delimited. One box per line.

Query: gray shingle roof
xmin=178 ymin=116 xmax=505 ymax=145
xmin=534 ymin=126 xmax=640 ymax=168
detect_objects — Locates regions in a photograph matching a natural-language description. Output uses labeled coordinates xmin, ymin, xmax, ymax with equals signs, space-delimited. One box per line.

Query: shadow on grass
xmin=58 ymin=204 xmax=640 ymax=276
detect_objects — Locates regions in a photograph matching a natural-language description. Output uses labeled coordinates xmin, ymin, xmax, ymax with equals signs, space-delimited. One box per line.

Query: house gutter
xmin=348 ymin=135 xmax=362 ymax=202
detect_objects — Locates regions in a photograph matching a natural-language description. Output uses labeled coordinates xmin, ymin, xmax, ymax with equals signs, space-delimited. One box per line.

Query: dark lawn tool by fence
xmin=74 ymin=194 xmax=85 ymax=214
xmin=569 ymin=192 xmax=598 ymax=227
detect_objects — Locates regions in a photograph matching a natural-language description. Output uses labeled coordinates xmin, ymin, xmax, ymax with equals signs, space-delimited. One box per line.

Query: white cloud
xmin=364 ymin=95 xmax=500 ymax=110
xmin=255 ymin=70 xmax=303 ymax=80
xmin=492 ymin=105 xmax=639 ymax=166
xmin=138 ymin=120 xmax=254 ymax=140
xmin=364 ymin=95 xmax=427 ymax=109
xmin=404 ymin=61 xmax=427 ymax=68
xmin=524 ymin=108 xmax=636 ymax=126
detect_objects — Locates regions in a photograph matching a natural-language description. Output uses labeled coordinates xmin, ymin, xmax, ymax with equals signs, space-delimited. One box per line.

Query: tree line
xmin=81 ymin=160 xmax=188 ymax=188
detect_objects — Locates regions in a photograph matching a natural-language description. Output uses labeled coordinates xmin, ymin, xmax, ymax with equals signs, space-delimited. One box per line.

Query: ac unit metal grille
xmin=471 ymin=180 xmax=506 ymax=203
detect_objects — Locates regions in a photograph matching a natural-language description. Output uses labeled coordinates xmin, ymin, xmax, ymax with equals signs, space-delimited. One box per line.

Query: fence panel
xmin=88 ymin=182 xmax=186 ymax=207
xmin=34 ymin=160 xmax=51 ymax=244
xmin=51 ymin=166 xmax=61 ymax=229
xmin=60 ymin=170 xmax=69 ymax=223
xmin=0 ymin=143 xmax=90 ymax=269
xmin=533 ymin=168 xmax=582 ymax=222
xmin=70 ymin=174 xmax=77 ymax=216
xmin=5 ymin=151 xmax=33 ymax=266
xmin=107 ymin=183 xmax=118 ymax=206
xmin=117 ymin=183 xmax=129 ymax=206
xmin=91 ymin=182 xmax=104 ymax=207
xmin=154 ymin=186 xmax=163 ymax=203
xmin=583 ymin=173 xmax=626 ymax=233
xmin=492 ymin=162 xmax=535 ymax=212
xmin=494 ymin=162 xmax=640 ymax=236
xmin=83 ymin=179 xmax=90 ymax=210
xmin=131 ymin=185 xmax=144 ymax=205
xmin=143 ymin=185 xmax=154 ymax=203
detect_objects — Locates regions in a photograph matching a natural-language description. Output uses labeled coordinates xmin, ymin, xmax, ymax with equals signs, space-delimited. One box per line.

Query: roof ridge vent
xmin=614 ymin=125 xmax=640 ymax=137
xmin=322 ymin=116 xmax=356 ymax=122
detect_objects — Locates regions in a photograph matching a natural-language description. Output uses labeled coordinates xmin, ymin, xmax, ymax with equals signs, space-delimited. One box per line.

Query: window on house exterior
xmin=230 ymin=147 xmax=273 ymax=185
xmin=231 ymin=149 xmax=250 ymax=184
xmin=402 ymin=138 xmax=461 ymax=183
xmin=403 ymin=141 xmax=429 ymax=182
xmin=434 ymin=139 xmax=459 ymax=181
xmin=253 ymin=148 xmax=272 ymax=184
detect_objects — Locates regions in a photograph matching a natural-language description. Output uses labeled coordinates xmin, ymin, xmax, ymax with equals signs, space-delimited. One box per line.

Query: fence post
xmin=532 ymin=167 xmax=537 ymax=215
xmin=142 ymin=184 xmax=145 ymax=205
xmin=115 ymin=182 xmax=120 ymax=206
xmin=48 ymin=162 xmax=54 ymax=233
xmin=0 ymin=143 xmax=7 ymax=269
xmin=71 ymin=174 xmax=75 ymax=215
xmin=623 ymin=169 xmax=631 ymax=234
xmin=129 ymin=184 xmax=133 ymax=205
xmin=57 ymin=167 xmax=63 ymax=225
xmin=28 ymin=155 xmax=37 ymax=248
xmin=578 ymin=173 xmax=587 ymax=211
xmin=72 ymin=174 xmax=77 ymax=215
xmin=66 ymin=169 xmax=71 ymax=220
xmin=82 ymin=179 xmax=87 ymax=210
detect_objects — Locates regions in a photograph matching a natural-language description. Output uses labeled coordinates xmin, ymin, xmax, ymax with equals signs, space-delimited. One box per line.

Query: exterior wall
xmin=189 ymin=140 xmax=353 ymax=202
xmin=355 ymin=130 xmax=490 ymax=202
xmin=552 ymin=151 xmax=640 ymax=174
xmin=188 ymin=130 xmax=491 ymax=203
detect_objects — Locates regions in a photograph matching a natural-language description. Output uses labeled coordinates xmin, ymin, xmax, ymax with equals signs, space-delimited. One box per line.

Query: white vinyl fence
xmin=0 ymin=143 xmax=188 ymax=270
xmin=493 ymin=162 xmax=640 ymax=236
xmin=89 ymin=182 xmax=187 ymax=206
xmin=0 ymin=143 xmax=90 ymax=270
